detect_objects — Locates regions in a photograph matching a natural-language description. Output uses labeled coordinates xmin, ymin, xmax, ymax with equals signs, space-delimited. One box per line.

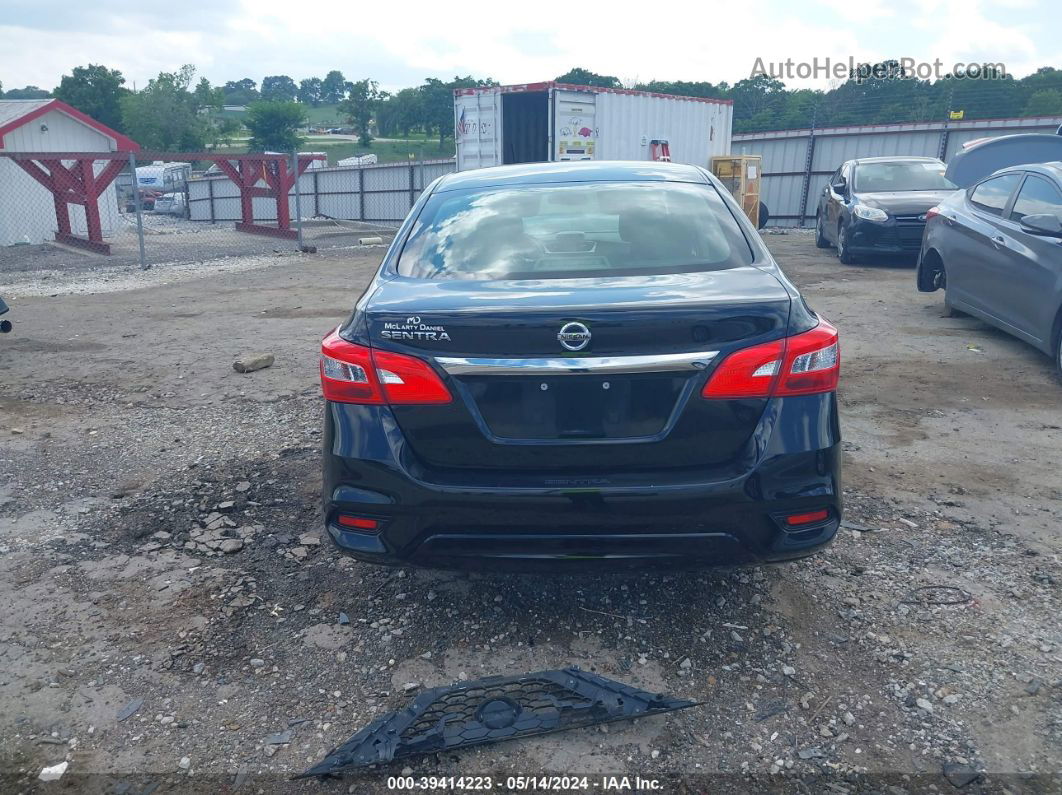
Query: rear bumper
xmin=322 ymin=394 xmax=842 ymax=572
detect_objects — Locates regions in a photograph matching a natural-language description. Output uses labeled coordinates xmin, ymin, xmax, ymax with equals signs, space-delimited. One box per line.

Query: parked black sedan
xmin=917 ymin=162 xmax=1062 ymax=374
xmin=816 ymin=156 xmax=957 ymax=263
xmin=320 ymin=161 xmax=842 ymax=571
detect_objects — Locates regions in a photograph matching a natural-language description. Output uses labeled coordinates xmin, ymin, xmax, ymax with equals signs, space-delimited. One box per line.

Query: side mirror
xmin=1019 ymin=213 xmax=1062 ymax=237
xmin=831 ymin=177 xmax=847 ymax=196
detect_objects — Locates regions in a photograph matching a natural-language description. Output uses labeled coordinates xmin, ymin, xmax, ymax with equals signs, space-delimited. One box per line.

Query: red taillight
xmin=785 ymin=509 xmax=830 ymax=527
xmin=337 ymin=515 xmax=380 ymax=530
xmin=702 ymin=319 xmax=839 ymax=399
xmin=925 ymin=206 xmax=940 ymax=221
xmin=320 ymin=330 xmax=452 ymax=405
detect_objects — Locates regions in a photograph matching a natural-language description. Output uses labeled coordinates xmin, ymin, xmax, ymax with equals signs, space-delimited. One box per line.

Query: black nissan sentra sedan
xmin=319 ymin=161 xmax=841 ymax=571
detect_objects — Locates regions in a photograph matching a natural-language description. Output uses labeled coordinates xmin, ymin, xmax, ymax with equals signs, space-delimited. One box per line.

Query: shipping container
xmin=453 ymin=82 xmax=733 ymax=171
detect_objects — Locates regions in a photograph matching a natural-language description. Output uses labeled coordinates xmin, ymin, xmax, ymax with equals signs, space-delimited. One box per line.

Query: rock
xmin=782 ymin=665 xmax=796 ymax=677
xmin=680 ymin=658 xmax=692 ymax=669
xmin=249 ymin=658 xmax=266 ymax=669
xmin=401 ymin=767 xmax=414 ymax=776
xmin=265 ymin=729 xmax=292 ymax=745
xmin=192 ymin=662 xmax=205 ymax=675
xmin=303 ymin=623 xmax=352 ymax=650
xmin=650 ymin=749 xmax=660 ymax=759
xmin=338 ymin=612 xmax=350 ymax=625
xmin=943 ymin=694 xmax=960 ymax=705
xmin=38 ymin=762 xmax=68 ymax=781
xmin=117 ymin=697 xmax=144 ymax=721
xmin=1025 ymin=679 xmax=1043 ymax=696
xmin=235 ymin=481 xmax=251 ymax=492
xmin=216 ymin=500 xmax=236 ymax=512
xmin=299 ymin=533 xmax=321 ymax=546
xmin=233 ymin=353 xmax=275 ymax=373
xmin=290 ymin=546 xmax=309 ymax=560
xmin=842 ymin=711 xmax=856 ymax=726
xmin=798 ymin=747 xmax=825 ymax=760
xmin=219 ymin=538 xmax=244 ymax=554
xmin=402 ymin=682 xmax=420 ymax=692
xmin=942 ymin=762 xmax=980 ymax=788
xmin=916 ymin=698 xmax=934 ymax=714
xmin=178 ymin=757 xmax=191 ymax=770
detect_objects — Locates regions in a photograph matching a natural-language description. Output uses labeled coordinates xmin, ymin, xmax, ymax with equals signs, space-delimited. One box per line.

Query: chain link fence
xmin=0 ymin=151 xmax=456 ymax=274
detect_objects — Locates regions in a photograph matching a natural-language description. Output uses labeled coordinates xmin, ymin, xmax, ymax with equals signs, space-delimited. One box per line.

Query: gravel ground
xmin=0 ymin=234 xmax=1059 ymax=793
xmin=0 ymin=216 xmax=398 ymax=275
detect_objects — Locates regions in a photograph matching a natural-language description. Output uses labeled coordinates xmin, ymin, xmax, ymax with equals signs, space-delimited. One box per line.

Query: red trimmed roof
xmin=454 ymin=81 xmax=733 ymax=106
xmin=0 ymin=98 xmax=139 ymax=151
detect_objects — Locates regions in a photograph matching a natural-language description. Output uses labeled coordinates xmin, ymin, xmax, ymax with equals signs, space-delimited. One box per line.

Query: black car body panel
xmin=323 ymin=161 xmax=842 ymax=570
xmin=818 ymin=157 xmax=956 ymax=259
xmin=918 ymin=162 xmax=1062 ymax=364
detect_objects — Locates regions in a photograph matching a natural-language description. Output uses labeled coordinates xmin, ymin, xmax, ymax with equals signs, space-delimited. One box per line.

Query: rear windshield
xmin=853 ymin=161 xmax=956 ymax=192
xmin=396 ymin=181 xmax=754 ymax=280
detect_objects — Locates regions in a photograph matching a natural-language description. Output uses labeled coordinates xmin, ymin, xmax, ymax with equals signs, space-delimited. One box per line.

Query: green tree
xmin=121 ymin=65 xmax=207 ymax=150
xmin=3 ymin=85 xmax=50 ymax=99
xmin=262 ymin=75 xmax=298 ymax=102
xmin=1023 ymin=88 xmax=1062 ymax=116
xmin=635 ymin=79 xmax=725 ymax=99
xmin=321 ymin=70 xmax=347 ymax=104
xmin=53 ymin=64 xmax=126 ymax=129
xmin=556 ymin=67 xmax=621 ymax=88
xmin=377 ymin=87 xmax=423 ymax=137
xmin=245 ymin=101 xmax=307 ymax=151
xmin=222 ymin=78 xmax=258 ymax=105
xmin=339 ymin=79 xmax=381 ymax=146
xmin=298 ymin=77 xmax=323 ymax=106
xmin=193 ymin=77 xmax=223 ymax=112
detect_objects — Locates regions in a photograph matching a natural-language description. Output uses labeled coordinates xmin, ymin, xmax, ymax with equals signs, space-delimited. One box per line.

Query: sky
xmin=0 ymin=0 xmax=1059 ymax=93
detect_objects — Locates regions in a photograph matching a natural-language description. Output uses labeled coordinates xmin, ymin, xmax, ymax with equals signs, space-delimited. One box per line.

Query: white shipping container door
xmin=454 ymin=92 xmax=501 ymax=170
xmin=594 ymin=93 xmax=730 ymax=166
xmin=552 ymin=89 xmax=597 ymax=161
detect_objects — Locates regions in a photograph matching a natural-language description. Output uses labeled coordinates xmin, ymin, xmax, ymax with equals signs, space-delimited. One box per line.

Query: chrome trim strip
xmin=435 ymin=351 xmax=719 ymax=376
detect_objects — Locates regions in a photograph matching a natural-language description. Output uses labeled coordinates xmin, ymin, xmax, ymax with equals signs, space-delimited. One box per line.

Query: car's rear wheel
xmin=836 ymin=221 xmax=856 ymax=264
xmin=815 ymin=214 xmax=830 ymax=248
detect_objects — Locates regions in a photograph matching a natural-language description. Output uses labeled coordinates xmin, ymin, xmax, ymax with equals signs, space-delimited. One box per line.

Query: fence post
xmin=207 ymin=175 xmax=216 ymax=223
xmin=291 ymin=150 xmax=305 ymax=251
xmin=796 ymin=128 xmax=817 ymax=228
xmin=358 ymin=167 xmax=365 ymax=221
xmin=128 ymin=152 xmax=148 ymax=270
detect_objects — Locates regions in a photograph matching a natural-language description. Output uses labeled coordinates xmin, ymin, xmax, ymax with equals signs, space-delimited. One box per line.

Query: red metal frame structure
xmin=2 ymin=150 xmax=325 ymax=253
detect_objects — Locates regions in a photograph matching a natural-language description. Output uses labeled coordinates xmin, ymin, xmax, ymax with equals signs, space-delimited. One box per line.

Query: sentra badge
xmin=380 ymin=316 xmax=451 ymax=342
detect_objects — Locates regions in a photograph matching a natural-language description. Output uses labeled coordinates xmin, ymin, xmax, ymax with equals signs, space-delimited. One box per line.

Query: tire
xmin=836 ymin=221 xmax=856 ymax=264
xmin=815 ymin=213 xmax=830 ymax=248
xmin=917 ymin=251 xmax=944 ymax=292
xmin=757 ymin=202 xmax=770 ymax=230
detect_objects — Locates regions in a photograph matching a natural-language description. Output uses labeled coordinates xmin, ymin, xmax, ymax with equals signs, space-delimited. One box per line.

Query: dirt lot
xmin=0 ymin=233 xmax=1059 ymax=793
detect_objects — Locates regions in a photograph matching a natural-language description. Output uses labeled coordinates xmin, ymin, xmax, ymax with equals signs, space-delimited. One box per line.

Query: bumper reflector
xmin=337 ymin=515 xmax=380 ymax=531
xmin=785 ymin=509 xmax=830 ymax=527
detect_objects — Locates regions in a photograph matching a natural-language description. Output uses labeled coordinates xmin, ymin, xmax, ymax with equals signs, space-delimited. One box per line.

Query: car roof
xmin=850 ymin=156 xmax=943 ymax=165
xmin=981 ymin=161 xmax=1062 ymax=180
xmin=433 ymin=161 xmax=709 ymax=192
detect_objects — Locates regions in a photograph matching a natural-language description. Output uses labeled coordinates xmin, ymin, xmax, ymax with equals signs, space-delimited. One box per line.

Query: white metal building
xmin=0 ymin=99 xmax=136 ymax=246
xmin=453 ymin=82 xmax=733 ymax=171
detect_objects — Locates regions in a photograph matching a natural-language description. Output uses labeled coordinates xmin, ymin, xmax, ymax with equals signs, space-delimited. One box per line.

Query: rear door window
xmin=396 ymin=181 xmax=754 ymax=280
xmin=969 ymin=173 xmax=1022 ymax=217
xmin=1009 ymin=175 xmax=1062 ymax=223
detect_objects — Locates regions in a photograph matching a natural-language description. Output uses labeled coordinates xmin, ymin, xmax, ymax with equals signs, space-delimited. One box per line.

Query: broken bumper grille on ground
xmin=298 ymin=667 xmax=698 ymax=777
